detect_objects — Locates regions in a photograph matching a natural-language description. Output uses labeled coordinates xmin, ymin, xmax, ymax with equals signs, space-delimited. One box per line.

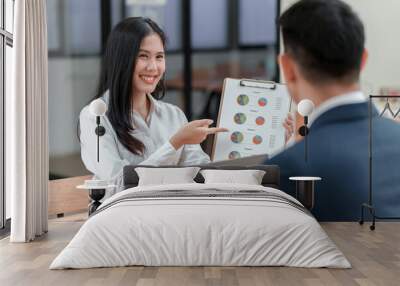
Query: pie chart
xmin=255 ymin=116 xmax=265 ymax=126
xmin=237 ymin=94 xmax=249 ymax=106
xmin=231 ymin=131 xmax=244 ymax=143
xmin=258 ymin=97 xmax=267 ymax=107
xmin=229 ymin=151 xmax=241 ymax=160
xmin=234 ymin=113 xmax=247 ymax=124
xmin=253 ymin=135 xmax=263 ymax=145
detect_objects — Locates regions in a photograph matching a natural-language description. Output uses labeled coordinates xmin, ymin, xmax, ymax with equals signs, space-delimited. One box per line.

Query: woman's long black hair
xmin=94 ymin=17 xmax=166 ymax=155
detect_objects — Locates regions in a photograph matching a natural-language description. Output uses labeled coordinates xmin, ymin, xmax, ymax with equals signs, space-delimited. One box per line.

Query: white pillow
xmin=135 ymin=167 xmax=200 ymax=186
xmin=200 ymin=169 xmax=266 ymax=185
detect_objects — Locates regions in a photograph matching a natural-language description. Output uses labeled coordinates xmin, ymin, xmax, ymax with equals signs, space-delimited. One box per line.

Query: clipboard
xmin=211 ymin=78 xmax=292 ymax=162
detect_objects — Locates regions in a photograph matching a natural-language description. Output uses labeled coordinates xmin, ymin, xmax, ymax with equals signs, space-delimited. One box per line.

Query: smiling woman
xmin=78 ymin=17 xmax=227 ymax=197
xmin=135 ymin=35 xmax=165 ymax=86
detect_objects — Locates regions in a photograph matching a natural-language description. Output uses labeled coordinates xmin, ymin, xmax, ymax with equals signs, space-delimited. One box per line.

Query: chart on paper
xmin=212 ymin=78 xmax=291 ymax=161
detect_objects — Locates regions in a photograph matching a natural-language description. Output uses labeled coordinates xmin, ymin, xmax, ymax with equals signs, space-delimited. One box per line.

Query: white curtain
xmin=8 ymin=0 xmax=49 ymax=242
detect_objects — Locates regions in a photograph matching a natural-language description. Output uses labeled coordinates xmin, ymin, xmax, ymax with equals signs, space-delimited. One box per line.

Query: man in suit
xmin=268 ymin=0 xmax=400 ymax=221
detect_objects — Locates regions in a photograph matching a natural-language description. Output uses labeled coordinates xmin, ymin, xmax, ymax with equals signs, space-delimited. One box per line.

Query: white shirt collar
xmin=132 ymin=94 xmax=158 ymax=125
xmin=308 ymin=91 xmax=367 ymax=126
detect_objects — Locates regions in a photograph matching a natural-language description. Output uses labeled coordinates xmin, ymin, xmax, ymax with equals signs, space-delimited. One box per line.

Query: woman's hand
xmin=170 ymin=119 xmax=228 ymax=150
xmin=283 ymin=113 xmax=295 ymax=145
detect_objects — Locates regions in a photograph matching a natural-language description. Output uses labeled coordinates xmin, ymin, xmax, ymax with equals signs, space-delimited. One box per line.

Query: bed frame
xmin=123 ymin=165 xmax=280 ymax=190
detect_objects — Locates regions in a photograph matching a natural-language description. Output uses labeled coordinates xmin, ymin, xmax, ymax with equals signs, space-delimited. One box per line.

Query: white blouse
xmin=79 ymin=92 xmax=210 ymax=196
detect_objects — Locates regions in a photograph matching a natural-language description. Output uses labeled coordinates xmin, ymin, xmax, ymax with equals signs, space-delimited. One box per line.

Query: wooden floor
xmin=48 ymin=175 xmax=91 ymax=217
xmin=0 ymin=214 xmax=399 ymax=286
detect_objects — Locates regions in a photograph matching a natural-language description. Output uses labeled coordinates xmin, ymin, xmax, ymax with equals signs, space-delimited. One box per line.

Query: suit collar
xmin=309 ymin=91 xmax=366 ymax=126
xmin=310 ymin=102 xmax=378 ymax=130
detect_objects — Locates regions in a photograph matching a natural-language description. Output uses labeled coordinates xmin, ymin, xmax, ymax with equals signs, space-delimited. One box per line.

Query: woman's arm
xmin=179 ymin=143 xmax=211 ymax=165
xmin=173 ymin=109 xmax=212 ymax=165
xmin=138 ymin=140 xmax=182 ymax=165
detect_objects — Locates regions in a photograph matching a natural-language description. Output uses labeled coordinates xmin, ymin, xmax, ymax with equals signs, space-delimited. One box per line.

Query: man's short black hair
xmin=280 ymin=0 xmax=365 ymax=84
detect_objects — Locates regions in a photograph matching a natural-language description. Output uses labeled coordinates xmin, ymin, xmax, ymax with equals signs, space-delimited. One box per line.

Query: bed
xmin=50 ymin=165 xmax=350 ymax=269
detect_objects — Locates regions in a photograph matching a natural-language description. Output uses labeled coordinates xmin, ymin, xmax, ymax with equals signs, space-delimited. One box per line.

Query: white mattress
xmin=50 ymin=183 xmax=350 ymax=269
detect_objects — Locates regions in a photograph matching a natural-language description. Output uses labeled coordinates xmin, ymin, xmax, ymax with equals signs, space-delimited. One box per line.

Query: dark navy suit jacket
xmin=266 ymin=102 xmax=400 ymax=221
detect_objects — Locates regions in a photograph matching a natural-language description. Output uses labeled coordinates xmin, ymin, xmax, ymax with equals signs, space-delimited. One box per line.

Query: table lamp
xmin=297 ymin=99 xmax=314 ymax=162
xmin=89 ymin=99 xmax=107 ymax=162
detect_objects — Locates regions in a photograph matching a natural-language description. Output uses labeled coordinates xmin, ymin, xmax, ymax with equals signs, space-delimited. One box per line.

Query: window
xmin=191 ymin=0 xmax=228 ymax=50
xmin=124 ymin=0 xmax=182 ymax=52
xmin=1 ymin=0 xmax=14 ymax=232
xmin=238 ymin=0 xmax=277 ymax=47
xmin=47 ymin=0 xmax=101 ymax=56
xmin=5 ymin=0 xmax=13 ymax=33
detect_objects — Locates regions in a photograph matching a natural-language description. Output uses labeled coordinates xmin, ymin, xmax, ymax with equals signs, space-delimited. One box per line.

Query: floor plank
xmin=0 ymin=216 xmax=399 ymax=286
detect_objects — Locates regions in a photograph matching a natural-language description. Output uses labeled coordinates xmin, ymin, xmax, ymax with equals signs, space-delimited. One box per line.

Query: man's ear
xmin=279 ymin=53 xmax=296 ymax=84
xmin=360 ymin=49 xmax=368 ymax=71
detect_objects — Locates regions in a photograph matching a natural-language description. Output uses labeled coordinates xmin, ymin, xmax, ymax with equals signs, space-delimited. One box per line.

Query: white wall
xmin=280 ymin=0 xmax=400 ymax=94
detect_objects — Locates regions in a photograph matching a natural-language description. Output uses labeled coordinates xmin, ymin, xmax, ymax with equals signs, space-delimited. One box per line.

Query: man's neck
xmin=303 ymin=82 xmax=361 ymax=107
